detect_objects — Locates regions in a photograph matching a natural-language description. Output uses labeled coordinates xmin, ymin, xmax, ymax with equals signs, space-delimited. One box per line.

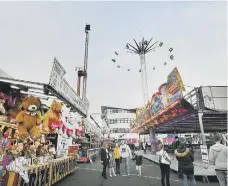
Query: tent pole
xmin=198 ymin=111 xmax=206 ymax=145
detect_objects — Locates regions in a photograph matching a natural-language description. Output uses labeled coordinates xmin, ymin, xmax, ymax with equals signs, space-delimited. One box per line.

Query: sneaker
xmin=114 ymin=174 xmax=116 ymax=177
xmin=110 ymin=175 xmax=112 ymax=177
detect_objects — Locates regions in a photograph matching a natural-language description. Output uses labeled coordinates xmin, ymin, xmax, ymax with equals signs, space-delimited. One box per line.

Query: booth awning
xmin=131 ymin=98 xmax=227 ymax=134
xmin=0 ymin=76 xmax=87 ymax=117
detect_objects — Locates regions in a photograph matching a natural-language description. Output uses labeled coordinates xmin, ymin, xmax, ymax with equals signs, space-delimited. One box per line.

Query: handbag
xmin=120 ymin=157 xmax=123 ymax=163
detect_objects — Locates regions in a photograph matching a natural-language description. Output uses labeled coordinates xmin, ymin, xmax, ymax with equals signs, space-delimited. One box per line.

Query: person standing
xmin=209 ymin=134 xmax=227 ymax=186
xmin=108 ymin=150 xmax=116 ymax=177
xmin=132 ymin=148 xmax=143 ymax=176
xmin=173 ymin=136 xmax=181 ymax=150
xmin=113 ymin=143 xmax=121 ymax=174
xmin=156 ymin=143 xmax=171 ymax=186
xmin=120 ymin=140 xmax=132 ymax=178
xmin=100 ymin=143 xmax=110 ymax=179
xmin=175 ymin=143 xmax=196 ymax=186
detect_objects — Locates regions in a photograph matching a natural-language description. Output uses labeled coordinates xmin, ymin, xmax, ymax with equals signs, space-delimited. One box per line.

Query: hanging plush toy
xmin=66 ymin=129 xmax=73 ymax=138
xmin=72 ymin=129 xmax=77 ymax=139
xmin=0 ymin=125 xmax=5 ymax=139
xmin=61 ymin=125 xmax=68 ymax=138
xmin=43 ymin=100 xmax=63 ymax=134
xmin=4 ymin=128 xmax=13 ymax=139
xmin=15 ymin=96 xmax=42 ymax=139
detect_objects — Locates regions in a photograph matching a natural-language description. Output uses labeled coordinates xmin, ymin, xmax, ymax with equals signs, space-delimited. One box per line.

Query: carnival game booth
xmin=76 ymin=118 xmax=102 ymax=163
xmin=0 ymin=59 xmax=90 ymax=186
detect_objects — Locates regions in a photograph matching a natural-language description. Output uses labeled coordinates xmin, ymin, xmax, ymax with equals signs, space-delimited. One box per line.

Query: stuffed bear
xmin=43 ymin=100 xmax=62 ymax=134
xmin=15 ymin=96 xmax=42 ymax=139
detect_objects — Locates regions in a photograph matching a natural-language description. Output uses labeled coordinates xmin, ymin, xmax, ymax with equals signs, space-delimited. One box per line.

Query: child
xmin=108 ymin=151 xmax=116 ymax=177
xmin=132 ymin=149 xmax=143 ymax=176
xmin=156 ymin=143 xmax=171 ymax=186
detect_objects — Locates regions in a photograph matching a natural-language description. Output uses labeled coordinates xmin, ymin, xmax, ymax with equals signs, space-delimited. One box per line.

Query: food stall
xmin=0 ymin=58 xmax=91 ymax=185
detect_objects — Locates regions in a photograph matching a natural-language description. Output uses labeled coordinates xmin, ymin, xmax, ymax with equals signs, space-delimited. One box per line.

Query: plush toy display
xmin=16 ymin=96 xmax=42 ymax=139
xmin=0 ymin=126 xmax=5 ymax=139
xmin=0 ymin=99 xmax=6 ymax=115
xmin=43 ymin=100 xmax=63 ymax=134
xmin=4 ymin=128 xmax=13 ymax=139
xmin=6 ymin=156 xmax=30 ymax=183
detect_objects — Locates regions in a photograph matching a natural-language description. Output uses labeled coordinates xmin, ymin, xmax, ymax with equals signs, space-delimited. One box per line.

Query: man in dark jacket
xmin=175 ymin=143 xmax=196 ymax=186
xmin=100 ymin=143 xmax=110 ymax=179
xmin=172 ymin=136 xmax=181 ymax=150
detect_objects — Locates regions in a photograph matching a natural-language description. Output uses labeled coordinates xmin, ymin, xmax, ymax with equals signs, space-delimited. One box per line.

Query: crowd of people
xmin=100 ymin=140 xmax=142 ymax=179
xmin=156 ymin=133 xmax=227 ymax=186
xmin=100 ymin=133 xmax=227 ymax=186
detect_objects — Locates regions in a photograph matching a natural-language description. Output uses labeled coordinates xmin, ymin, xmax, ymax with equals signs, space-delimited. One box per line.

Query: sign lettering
xmin=17 ymin=157 xmax=76 ymax=186
xmin=45 ymin=166 xmax=50 ymax=184
xmin=48 ymin=58 xmax=89 ymax=116
xmin=40 ymin=169 xmax=45 ymax=186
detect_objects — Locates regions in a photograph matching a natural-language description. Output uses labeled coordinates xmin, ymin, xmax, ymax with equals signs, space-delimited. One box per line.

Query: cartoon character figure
xmin=151 ymin=93 xmax=164 ymax=115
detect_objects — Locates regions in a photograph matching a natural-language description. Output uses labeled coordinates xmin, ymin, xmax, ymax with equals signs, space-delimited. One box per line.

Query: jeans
xmin=115 ymin=159 xmax=120 ymax=174
xmin=136 ymin=165 xmax=142 ymax=175
xmin=216 ymin=170 xmax=227 ymax=186
xmin=183 ymin=174 xmax=196 ymax=186
xmin=102 ymin=163 xmax=107 ymax=178
xmin=160 ymin=163 xmax=170 ymax=186
xmin=122 ymin=157 xmax=130 ymax=175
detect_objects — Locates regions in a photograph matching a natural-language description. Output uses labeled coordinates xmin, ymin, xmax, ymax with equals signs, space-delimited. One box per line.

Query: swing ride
xmin=110 ymin=43 xmax=174 ymax=73
xmin=109 ymin=37 xmax=175 ymax=105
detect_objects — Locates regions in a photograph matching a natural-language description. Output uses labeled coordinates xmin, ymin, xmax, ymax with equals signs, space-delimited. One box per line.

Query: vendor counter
xmin=2 ymin=156 xmax=77 ymax=186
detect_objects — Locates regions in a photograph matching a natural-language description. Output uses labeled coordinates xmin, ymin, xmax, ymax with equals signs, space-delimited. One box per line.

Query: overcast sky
xmin=0 ymin=1 xmax=227 ymax=113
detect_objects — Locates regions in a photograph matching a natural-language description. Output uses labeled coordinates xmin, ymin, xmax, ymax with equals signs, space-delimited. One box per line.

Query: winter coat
xmin=132 ymin=155 xmax=143 ymax=166
xmin=108 ymin=154 xmax=115 ymax=168
xmin=100 ymin=148 xmax=110 ymax=165
xmin=175 ymin=148 xmax=194 ymax=175
xmin=209 ymin=143 xmax=227 ymax=171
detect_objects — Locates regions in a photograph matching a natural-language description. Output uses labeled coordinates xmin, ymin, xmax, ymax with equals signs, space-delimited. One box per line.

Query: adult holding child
xmin=113 ymin=143 xmax=121 ymax=174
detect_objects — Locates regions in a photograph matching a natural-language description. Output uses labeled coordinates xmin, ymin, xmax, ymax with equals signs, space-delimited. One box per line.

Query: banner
xmin=150 ymin=67 xmax=185 ymax=115
xmin=132 ymin=67 xmax=186 ymax=129
xmin=48 ymin=58 xmax=89 ymax=116
xmin=57 ymin=135 xmax=72 ymax=157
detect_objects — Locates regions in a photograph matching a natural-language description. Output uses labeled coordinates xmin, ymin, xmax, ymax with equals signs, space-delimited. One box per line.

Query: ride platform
xmin=141 ymin=150 xmax=216 ymax=183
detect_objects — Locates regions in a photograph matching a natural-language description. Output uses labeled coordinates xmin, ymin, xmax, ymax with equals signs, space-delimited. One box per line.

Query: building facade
xmin=101 ymin=106 xmax=139 ymax=143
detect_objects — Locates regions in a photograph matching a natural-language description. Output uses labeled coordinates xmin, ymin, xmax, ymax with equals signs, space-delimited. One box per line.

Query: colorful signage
xmin=131 ymin=67 xmax=186 ymax=128
xmin=48 ymin=58 xmax=89 ymax=116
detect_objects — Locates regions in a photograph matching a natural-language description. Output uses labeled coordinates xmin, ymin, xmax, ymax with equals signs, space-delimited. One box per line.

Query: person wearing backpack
xmin=156 ymin=143 xmax=171 ymax=186
xmin=175 ymin=143 xmax=196 ymax=186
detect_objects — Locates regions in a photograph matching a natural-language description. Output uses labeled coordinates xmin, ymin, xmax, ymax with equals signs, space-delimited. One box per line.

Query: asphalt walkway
xmin=54 ymin=158 xmax=218 ymax=186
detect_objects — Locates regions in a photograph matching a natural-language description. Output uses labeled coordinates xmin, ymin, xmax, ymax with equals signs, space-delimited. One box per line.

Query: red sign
xmin=163 ymin=138 xmax=175 ymax=145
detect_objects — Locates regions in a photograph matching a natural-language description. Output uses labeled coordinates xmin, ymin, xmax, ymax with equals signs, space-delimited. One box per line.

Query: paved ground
xmin=54 ymin=158 xmax=219 ymax=186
